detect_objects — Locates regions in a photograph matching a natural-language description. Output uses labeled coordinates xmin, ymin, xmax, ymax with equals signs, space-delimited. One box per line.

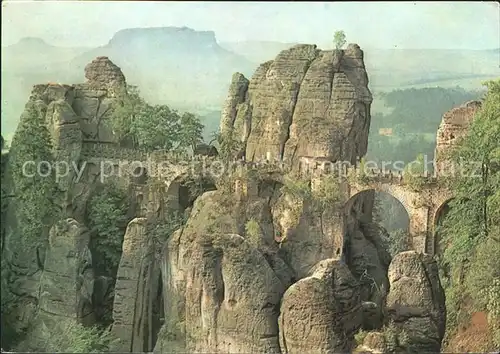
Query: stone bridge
xmin=81 ymin=142 xmax=453 ymax=256
xmin=346 ymin=173 xmax=452 ymax=255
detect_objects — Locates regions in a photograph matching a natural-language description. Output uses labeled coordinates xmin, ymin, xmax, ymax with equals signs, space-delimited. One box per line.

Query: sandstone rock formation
xmin=1 ymin=56 xmax=133 ymax=347
xmin=84 ymin=56 xmax=126 ymax=92
xmin=279 ymin=259 xmax=362 ymax=353
xmin=38 ymin=219 xmax=94 ymax=323
xmin=221 ymin=44 xmax=372 ymax=165
xmin=1 ymin=47 xmax=448 ymax=354
xmin=385 ymin=251 xmax=446 ymax=352
xmin=156 ymin=190 xmax=292 ymax=353
xmin=11 ymin=219 xmax=94 ymax=351
xmin=434 ymin=100 xmax=482 ymax=176
xmin=355 ymin=251 xmax=446 ymax=353
xmin=152 ymin=44 xmax=399 ymax=353
xmin=111 ymin=218 xmax=162 ymax=352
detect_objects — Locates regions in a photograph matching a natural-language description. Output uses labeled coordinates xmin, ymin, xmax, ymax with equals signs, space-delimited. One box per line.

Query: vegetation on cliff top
xmin=8 ymin=103 xmax=59 ymax=249
xmin=438 ymin=79 xmax=500 ymax=350
xmin=111 ymin=85 xmax=204 ymax=152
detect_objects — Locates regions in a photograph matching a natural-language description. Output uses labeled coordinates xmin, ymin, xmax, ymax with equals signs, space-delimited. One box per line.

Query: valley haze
xmin=1 ymin=1 xmax=499 ymax=139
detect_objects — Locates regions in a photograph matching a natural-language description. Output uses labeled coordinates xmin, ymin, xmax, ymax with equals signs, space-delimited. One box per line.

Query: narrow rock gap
xmin=279 ymin=57 xmax=315 ymax=160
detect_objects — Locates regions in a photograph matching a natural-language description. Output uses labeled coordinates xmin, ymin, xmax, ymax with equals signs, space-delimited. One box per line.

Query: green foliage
xmin=353 ymin=329 xmax=367 ymax=346
xmin=439 ymin=80 xmax=500 ymax=264
xmin=371 ymin=87 xmax=483 ymax=136
xmin=403 ymin=153 xmax=426 ymax=190
xmin=215 ymin=131 xmax=242 ymax=164
xmin=40 ymin=320 xmax=116 ymax=353
xmin=1 ymin=105 xmax=60 ymax=348
xmin=282 ymin=175 xmax=311 ymax=200
xmin=437 ymin=79 xmax=500 ymax=346
xmin=367 ymin=87 xmax=483 ymax=168
xmin=87 ymin=182 xmax=128 ymax=276
xmin=131 ymin=103 xmax=181 ymax=151
xmin=150 ymin=208 xmax=187 ymax=244
xmin=9 ymin=103 xmax=59 ymax=249
xmin=464 ymin=238 xmax=500 ymax=311
xmin=178 ymin=112 xmax=204 ymax=151
xmin=389 ymin=229 xmax=410 ymax=256
xmin=110 ymin=85 xmax=204 ymax=153
xmin=347 ymin=158 xmax=370 ymax=184
xmin=333 ymin=30 xmax=347 ymax=50
xmin=280 ymin=174 xmax=340 ymax=218
xmin=110 ymin=85 xmax=144 ymax=145
xmin=311 ymin=174 xmax=341 ymax=212
xmin=245 ymin=219 xmax=262 ymax=248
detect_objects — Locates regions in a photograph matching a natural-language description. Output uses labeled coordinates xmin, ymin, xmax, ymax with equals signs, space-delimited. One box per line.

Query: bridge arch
xmin=431 ymin=197 xmax=454 ymax=255
xmin=346 ymin=183 xmax=415 ymax=217
xmin=344 ymin=187 xmax=412 ymax=256
xmin=258 ymin=175 xmax=286 ymax=199
xmin=165 ymin=172 xmax=217 ymax=211
xmin=345 ymin=181 xmax=433 ymax=252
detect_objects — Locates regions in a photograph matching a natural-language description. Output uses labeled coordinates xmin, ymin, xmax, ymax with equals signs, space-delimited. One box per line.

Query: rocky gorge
xmin=0 ymin=44 xmax=451 ymax=353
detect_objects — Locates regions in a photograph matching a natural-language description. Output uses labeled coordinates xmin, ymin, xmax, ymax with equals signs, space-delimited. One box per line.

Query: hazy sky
xmin=2 ymin=1 xmax=499 ymax=50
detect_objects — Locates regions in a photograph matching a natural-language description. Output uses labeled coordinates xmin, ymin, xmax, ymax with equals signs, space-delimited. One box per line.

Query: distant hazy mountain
xmin=68 ymin=27 xmax=257 ymax=108
xmin=1 ymin=27 xmax=257 ymax=134
xmin=1 ymin=38 xmax=92 ymax=133
xmin=1 ymin=30 xmax=499 ymax=136
xmin=1 ymin=37 xmax=90 ymax=71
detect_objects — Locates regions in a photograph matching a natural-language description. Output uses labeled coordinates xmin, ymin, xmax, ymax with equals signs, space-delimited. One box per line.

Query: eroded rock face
xmin=435 ymin=100 xmax=481 ymax=176
xmin=84 ymin=56 xmax=126 ymax=92
xmin=222 ymin=44 xmax=372 ymax=165
xmin=38 ymin=219 xmax=93 ymax=322
xmin=152 ymin=44 xmax=393 ymax=353
xmin=156 ymin=191 xmax=292 ymax=353
xmin=385 ymin=251 xmax=446 ymax=352
xmin=279 ymin=259 xmax=362 ymax=353
xmin=111 ymin=218 xmax=162 ymax=352
xmin=1 ymin=57 xmax=132 ymax=345
xmin=17 ymin=219 xmax=94 ymax=350
xmin=219 ymin=44 xmax=388 ymax=315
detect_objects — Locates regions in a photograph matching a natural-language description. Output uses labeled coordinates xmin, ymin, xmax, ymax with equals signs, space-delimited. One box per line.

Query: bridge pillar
xmin=165 ymin=180 xmax=182 ymax=210
xmin=408 ymin=206 xmax=429 ymax=253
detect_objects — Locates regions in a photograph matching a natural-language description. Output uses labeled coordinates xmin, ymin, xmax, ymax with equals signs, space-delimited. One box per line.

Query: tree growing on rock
xmin=178 ymin=112 xmax=204 ymax=152
xmin=9 ymin=103 xmax=59 ymax=249
xmin=110 ymin=85 xmax=144 ymax=147
xmin=333 ymin=30 xmax=347 ymax=50
xmin=111 ymin=86 xmax=204 ymax=153
xmin=131 ymin=103 xmax=181 ymax=151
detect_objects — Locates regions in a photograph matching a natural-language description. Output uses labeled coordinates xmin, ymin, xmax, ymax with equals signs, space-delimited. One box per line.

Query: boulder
xmin=385 ymin=251 xmax=446 ymax=352
xmin=279 ymin=259 xmax=363 ymax=353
